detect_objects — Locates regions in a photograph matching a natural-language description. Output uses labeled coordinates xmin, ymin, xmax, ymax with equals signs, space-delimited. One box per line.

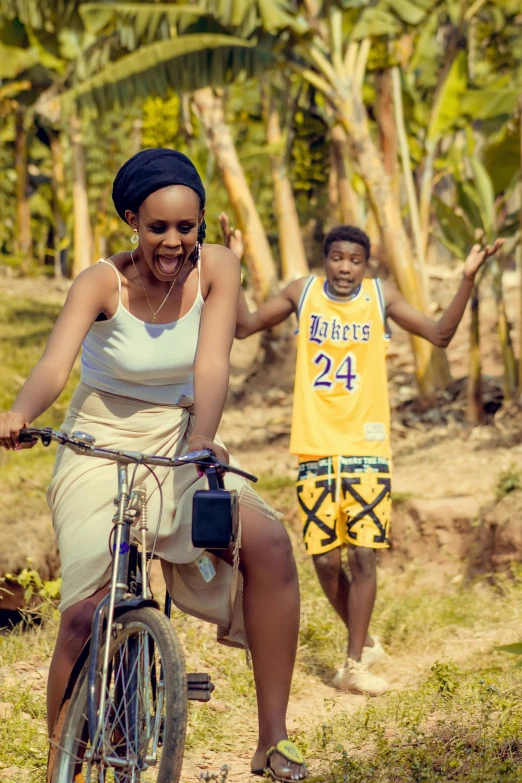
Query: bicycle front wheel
xmin=49 ymin=607 xmax=187 ymax=783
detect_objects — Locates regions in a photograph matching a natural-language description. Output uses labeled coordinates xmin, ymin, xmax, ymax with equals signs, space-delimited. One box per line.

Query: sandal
xmin=251 ymin=739 xmax=307 ymax=781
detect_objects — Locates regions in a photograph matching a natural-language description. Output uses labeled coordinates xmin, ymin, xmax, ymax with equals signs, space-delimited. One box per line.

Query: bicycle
xmin=17 ymin=426 xmax=256 ymax=783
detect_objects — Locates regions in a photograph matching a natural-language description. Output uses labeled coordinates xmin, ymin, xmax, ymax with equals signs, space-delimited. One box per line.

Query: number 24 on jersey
xmin=312 ymin=351 xmax=360 ymax=393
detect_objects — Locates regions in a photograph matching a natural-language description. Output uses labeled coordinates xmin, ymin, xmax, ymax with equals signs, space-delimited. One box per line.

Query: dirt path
xmin=179 ymin=611 xmax=522 ymax=782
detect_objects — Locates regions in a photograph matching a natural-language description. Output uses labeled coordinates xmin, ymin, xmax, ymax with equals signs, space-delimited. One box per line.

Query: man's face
xmin=324 ymin=240 xmax=367 ymax=297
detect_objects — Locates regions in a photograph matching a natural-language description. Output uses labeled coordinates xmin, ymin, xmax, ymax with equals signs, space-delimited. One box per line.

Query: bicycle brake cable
xmin=124 ymin=455 xmax=164 ymax=582
xmin=140 ymin=462 xmax=164 ymax=584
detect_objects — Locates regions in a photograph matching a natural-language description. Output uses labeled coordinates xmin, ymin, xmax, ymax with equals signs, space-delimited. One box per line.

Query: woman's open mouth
xmin=156 ymin=253 xmax=183 ymax=276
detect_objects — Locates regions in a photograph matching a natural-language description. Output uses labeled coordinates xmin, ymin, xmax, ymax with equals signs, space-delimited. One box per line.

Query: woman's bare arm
xmin=191 ymin=246 xmax=241 ymax=455
xmin=0 ymin=266 xmax=116 ymax=448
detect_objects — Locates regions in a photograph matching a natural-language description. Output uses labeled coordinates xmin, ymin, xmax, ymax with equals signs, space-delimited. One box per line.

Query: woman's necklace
xmin=130 ymin=250 xmax=177 ymax=324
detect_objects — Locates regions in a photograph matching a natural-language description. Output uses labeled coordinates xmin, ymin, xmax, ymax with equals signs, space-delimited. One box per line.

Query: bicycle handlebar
xmin=18 ymin=427 xmax=257 ymax=483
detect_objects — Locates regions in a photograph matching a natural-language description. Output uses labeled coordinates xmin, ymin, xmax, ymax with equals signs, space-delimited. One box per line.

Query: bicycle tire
xmin=48 ymin=607 xmax=187 ymax=783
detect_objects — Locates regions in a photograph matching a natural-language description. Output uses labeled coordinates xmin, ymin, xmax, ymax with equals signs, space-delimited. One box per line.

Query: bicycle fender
xmin=114 ymin=597 xmax=160 ymax=615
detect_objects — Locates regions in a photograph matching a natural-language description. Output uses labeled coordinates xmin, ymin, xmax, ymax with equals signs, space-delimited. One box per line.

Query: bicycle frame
xmin=86 ymin=460 xmax=156 ymax=756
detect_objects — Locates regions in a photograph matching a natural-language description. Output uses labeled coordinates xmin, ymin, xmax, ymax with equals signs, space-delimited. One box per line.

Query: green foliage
xmin=0 ymin=288 xmax=79 ymax=417
xmin=483 ymin=123 xmax=521 ymax=195
xmin=2 ymin=566 xmax=61 ymax=608
xmin=142 ymin=92 xmax=180 ymax=149
xmin=432 ymin=195 xmax=474 ymax=259
xmin=495 ymin=465 xmax=522 ymax=501
xmin=289 ymin=107 xmax=330 ymax=227
xmin=426 ymin=660 xmax=461 ymax=698
xmin=63 ymin=34 xmax=258 ymax=114
xmin=82 ymin=103 xmax=142 ymax=256
xmin=496 ymin=642 xmax=522 ymax=668
xmin=434 ymin=147 xmax=518 ymax=261
xmin=425 ymin=50 xmax=468 ymax=145
xmin=290 ymin=109 xmax=329 ymax=192
xmin=0 ymin=138 xmax=17 ymax=255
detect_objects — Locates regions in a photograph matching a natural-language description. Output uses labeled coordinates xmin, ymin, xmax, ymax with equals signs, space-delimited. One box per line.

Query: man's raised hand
xmin=218 ymin=212 xmax=244 ymax=261
xmin=464 ymin=238 xmax=505 ymax=281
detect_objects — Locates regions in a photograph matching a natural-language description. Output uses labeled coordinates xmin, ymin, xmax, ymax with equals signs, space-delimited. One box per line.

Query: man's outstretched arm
xmin=236 ymin=280 xmax=305 ymax=338
xmin=383 ymin=240 xmax=504 ymax=348
xmin=218 ymin=211 xmax=307 ymax=339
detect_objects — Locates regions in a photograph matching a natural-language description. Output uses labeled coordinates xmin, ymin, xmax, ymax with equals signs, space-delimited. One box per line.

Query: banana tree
xmin=193 ymin=86 xmax=278 ymax=301
xmin=55 ymin=2 xmax=289 ymax=298
xmin=0 ymin=6 xmax=98 ymax=274
xmin=434 ymin=152 xmax=520 ymax=421
xmin=281 ymin=0 xmax=458 ymax=399
xmin=56 ymin=0 xmax=449 ymax=397
xmin=261 ymin=82 xmax=309 ymax=281
xmin=329 ymin=123 xmax=359 ymax=226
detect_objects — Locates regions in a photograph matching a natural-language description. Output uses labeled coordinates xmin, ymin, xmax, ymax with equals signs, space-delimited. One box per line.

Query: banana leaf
xmin=432 ymin=194 xmax=474 ymax=259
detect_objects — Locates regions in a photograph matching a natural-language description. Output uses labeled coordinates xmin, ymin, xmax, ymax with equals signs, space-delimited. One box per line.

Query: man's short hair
xmin=323 ymin=225 xmax=371 ymax=260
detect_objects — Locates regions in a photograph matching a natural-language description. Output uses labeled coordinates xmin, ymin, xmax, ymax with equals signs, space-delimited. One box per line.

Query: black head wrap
xmin=112 ymin=148 xmax=206 ymax=241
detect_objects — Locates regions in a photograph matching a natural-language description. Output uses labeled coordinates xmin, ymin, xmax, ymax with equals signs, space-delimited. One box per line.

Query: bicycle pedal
xmin=187 ymin=672 xmax=215 ymax=701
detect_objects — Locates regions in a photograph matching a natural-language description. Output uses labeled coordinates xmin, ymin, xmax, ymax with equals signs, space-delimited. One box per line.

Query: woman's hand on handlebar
xmin=188 ymin=435 xmax=229 ymax=477
xmin=0 ymin=412 xmax=33 ymax=450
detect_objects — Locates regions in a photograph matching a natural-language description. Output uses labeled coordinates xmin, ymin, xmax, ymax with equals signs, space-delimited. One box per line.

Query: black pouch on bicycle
xmin=192 ymin=466 xmax=239 ymax=549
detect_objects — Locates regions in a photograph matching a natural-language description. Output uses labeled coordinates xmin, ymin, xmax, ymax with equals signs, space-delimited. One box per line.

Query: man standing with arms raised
xmin=221 ymin=213 xmax=502 ymax=696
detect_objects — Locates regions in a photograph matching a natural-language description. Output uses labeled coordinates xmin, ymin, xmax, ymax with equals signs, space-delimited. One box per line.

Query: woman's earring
xmin=131 ymin=228 xmax=139 ymax=244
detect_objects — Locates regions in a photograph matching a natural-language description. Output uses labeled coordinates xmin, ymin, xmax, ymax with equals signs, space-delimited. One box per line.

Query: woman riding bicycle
xmin=0 ymin=149 xmax=307 ymax=782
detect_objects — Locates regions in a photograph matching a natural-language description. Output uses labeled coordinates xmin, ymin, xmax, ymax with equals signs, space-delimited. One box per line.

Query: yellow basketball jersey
xmin=290 ymin=276 xmax=391 ymax=458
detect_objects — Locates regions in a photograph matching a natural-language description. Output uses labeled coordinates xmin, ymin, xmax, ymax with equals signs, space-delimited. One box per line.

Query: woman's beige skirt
xmin=47 ymin=383 xmax=276 ymax=648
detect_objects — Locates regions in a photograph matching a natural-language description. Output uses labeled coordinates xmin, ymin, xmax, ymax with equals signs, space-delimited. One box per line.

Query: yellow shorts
xmin=296 ymin=456 xmax=392 ymax=555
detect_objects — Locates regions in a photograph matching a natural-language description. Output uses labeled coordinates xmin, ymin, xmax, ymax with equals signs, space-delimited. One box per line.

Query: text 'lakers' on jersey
xmin=290 ymin=276 xmax=391 ymax=459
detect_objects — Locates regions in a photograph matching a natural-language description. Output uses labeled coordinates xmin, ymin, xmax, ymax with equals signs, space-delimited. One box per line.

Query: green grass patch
xmin=255 ymin=473 xmax=295 ymax=493
xmin=495 ymin=465 xmax=522 ymax=501
xmin=0 ymin=288 xmax=80 ymax=532
xmin=304 ymin=663 xmax=522 ymax=782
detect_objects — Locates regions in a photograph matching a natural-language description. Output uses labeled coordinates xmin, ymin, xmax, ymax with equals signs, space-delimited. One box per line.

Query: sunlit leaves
xmin=62 ymin=34 xmax=257 ymax=113
xmin=426 ymin=51 xmax=468 ymax=144
xmin=432 ymin=195 xmax=475 ymax=259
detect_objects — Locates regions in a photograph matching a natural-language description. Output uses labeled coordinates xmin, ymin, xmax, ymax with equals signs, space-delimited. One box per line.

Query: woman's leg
xmin=213 ymin=505 xmax=306 ymax=780
xmin=47 ymin=584 xmax=108 ymax=735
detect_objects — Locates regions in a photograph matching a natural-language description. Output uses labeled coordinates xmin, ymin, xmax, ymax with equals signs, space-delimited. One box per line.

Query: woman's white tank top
xmin=81 ymin=259 xmax=203 ymax=405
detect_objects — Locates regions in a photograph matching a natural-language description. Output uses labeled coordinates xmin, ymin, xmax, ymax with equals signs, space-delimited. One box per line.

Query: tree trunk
xmin=519 ymin=98 xmax=522 ymax=399
xmin=375 ymin=71 xmax=399 ymax=199
xmin=50 ymin=130 xmax=66 ymax=279
xmin=497 ymin=299 xmax=517 ymax=402
xmin=492 ymin=267 xmax=517 ymax=402
xmin=262 ymin=92 xmax=309 ymax=280
xmin=93 ymin=183 xmax=110 ymax=262
xmin=131 ymin=116 xmax=142 ymax=155
xmin=467 ymin=283 xmax=483 ymax=424
xmin=193 ymin=87 xmax=278 ymax=303
xmin=419 ymin=143 xmax=436 ymax=260
xmin=336 ymin=95 xmax=450 ymax=399
xmin=391 ymin=66 xmax=429 ymax=300
xmin=70 ymin=113 xmax=93 ymax=277
xmin=14 ymin=107 xmax=32 ymax=261
xmin=330 ymin=124 xmax=359 ymax=225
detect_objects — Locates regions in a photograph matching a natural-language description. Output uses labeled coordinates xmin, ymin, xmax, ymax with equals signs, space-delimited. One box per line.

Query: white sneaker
xmin=333 ymin=659 xmax=389 ymax=696
xmin=361 ymin=636 xmax=387 ymax=668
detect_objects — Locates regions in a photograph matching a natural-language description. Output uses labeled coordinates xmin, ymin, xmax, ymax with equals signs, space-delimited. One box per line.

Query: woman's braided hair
xmin=197 ymin=216 xmax=206 ymax=244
